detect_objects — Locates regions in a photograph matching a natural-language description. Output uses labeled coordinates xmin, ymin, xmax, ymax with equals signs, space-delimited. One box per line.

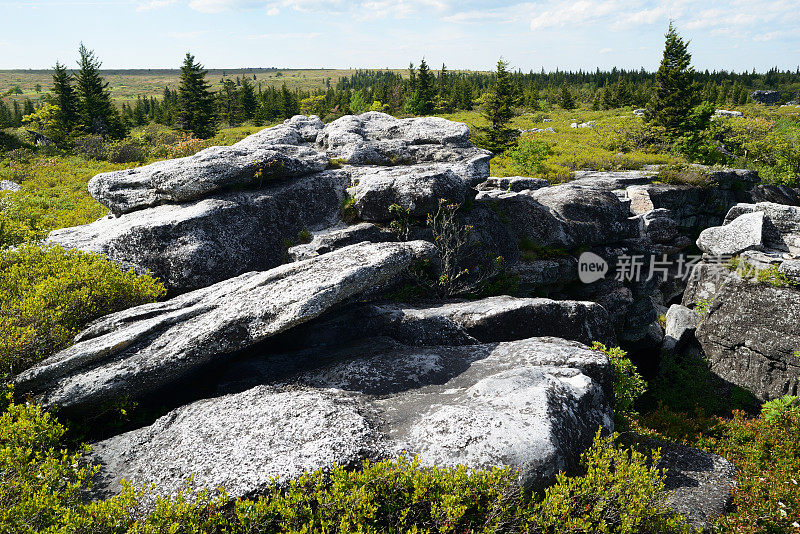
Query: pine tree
xmin=177 ymin=53 xmax=217 ymax=138
xmin=237 ymin=76 xmax=257 ymax=123
xmin=644 ymin=22 xmax=698 ymax=134
xmin=559 ymin=84 xmax=576 ymax=109
xmin=75 ymin=44 xmax=124 ymax=138
xmin=481 ymin=59 xmax=516 ymax=153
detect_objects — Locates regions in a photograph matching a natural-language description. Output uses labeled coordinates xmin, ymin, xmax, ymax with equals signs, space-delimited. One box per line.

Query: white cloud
xmin=530 ymin=0 xmax=624 ymax=31
xmin=136 ymin=0 xmax=178 ymax=10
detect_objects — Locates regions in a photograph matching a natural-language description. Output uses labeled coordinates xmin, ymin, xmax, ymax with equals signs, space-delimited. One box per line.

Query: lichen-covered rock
xmin=697 ymin=211 xmax=764 ymax=256
xmin=89 ymin=117 xmax=328 ymax=215
xmin=640 ymin=437 xmax=736 ymax=531
xmin=724 ymin=202 xmax=800 ymax=254
xmin=287 ymin=222 xmax=395 ymax=261
xmin=348 ymin=164 xmax=469 ymax=221
xmin=663 ymin=304 xmax=700 ymax=353
xmin=90 ymin=337 xmax=613 ymax=498
xmin=692 ymin=271 xmax=800 ymax=400
xmin=476 ymin=176 xmax=549 ymax=192
xmin=49 ymin=171 xmax=349 ymax=290
xmin=569 ymin=170 xmax=654 ymax=191
xmin=475 ymin=190 xmax=569 ymax=248
xmin=0 ymin=179 xmax=21 ymax=191
xmin=14 ymin=241 xmax=436 ymax=417
xmin=533 ymin=185 xmax=638 ymax=246
xmin=318 ymin=112 xmax=490 ymax=183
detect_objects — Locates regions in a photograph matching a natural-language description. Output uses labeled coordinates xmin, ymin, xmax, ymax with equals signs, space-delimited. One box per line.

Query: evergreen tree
xmin=237 ymin=76 xmax=257 ymax=123
xmin=480 ymin=59 xmax=516 ymax=153
xmin=559 ymin=84 xmax=576 ymax=109
xmin=644 ymin=22 xmax=698 ymax=134
xmin=406 ymin=59 xmax=435 ymax=115
xmin=177 ymin=53 xmax=217 ymax=138
xmin=75 ymin=43 xmax=124 ymax=138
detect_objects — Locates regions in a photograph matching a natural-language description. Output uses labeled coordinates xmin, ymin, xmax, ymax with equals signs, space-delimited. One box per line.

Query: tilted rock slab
xmin=89 ymin=337 xmax=613 ymax=498
xmin=691 ymin=270 xmax=800 ymax=401
xmin=14 ymin=241 xmax=435 ymax=417
xmin=50 ymin=171 xmax=349 ymax=290
xmin=725 ymin=202 xmax=800 ymax=254
xmin=89 ymin=116 xmax=327 ymax=215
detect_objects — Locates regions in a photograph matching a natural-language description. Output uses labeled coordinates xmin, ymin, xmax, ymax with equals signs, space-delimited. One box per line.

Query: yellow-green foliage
xmin=0 ymin=393 xmax=690 ymax=533
xmin=529 ymin=430 xmax=692 ymax=534
xmin=592 ymin=342 xmax=647 ymax=425
xmin=0 ymin=155 xmax=125 ymax=247
xmin=442 ymin=109 xmax=682 ymax=179
xmin=0 ymin=244 xmax=165 ymax=376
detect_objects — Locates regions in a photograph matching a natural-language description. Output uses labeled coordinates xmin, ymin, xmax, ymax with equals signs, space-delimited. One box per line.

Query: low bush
xmin=0 ymin=391 xmax=690 ymax=533
xmin=0 ymin=244 xmax=165 ymax=377
xmin=591 ymin=343 xmax=647 ymax=427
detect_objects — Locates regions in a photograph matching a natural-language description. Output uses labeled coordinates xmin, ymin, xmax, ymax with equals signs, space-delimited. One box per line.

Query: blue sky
xmin=0 ymin=0 xmax=798 ymax=71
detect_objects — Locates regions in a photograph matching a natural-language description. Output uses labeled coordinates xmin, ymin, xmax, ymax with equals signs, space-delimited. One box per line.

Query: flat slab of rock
xmin=640 ymin=438 xmax=736 ymax=531
xmin=90 ymin=116 xmax=327 ymax=215
xmin=476 ymin=176 xmax=549 ymax=192
xmin=90 ymin=337 xmax=613 ymax=498
xmin=50 ymin=171 xmax=349 ymax=290
xmin=14 ymin=241 xmax=435 ymax=416
xmin=287 ymin=222 xmax=394 ymax=261
xmin=697 ymin=211 xmax=764 ymax=256
xmin=570 ymin=170 xmax=655 ymax=191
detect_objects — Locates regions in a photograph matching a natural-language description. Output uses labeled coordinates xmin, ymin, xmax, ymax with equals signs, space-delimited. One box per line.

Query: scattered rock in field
xmin=570 ymin=121 xmax=596 ymax=129
xmin=0 ymin=180 xmax=21 ymax=191
xmin=632 ymin=109 xmax=646 ymax=116
xmin=751 ymin=90 xmax=781 ymax=105
xmin=713 ymin=109 xmax=743 ymax=117
xmin=14 ymin=241 xmax=435 ymax=417
xmin=89 ymin=337 xmax=613 ymax=498
xmin=697 ymin=211 xmax=764 ymax=256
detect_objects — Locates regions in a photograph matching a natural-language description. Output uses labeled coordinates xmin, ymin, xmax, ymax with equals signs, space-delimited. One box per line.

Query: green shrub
xmin=655 ymin=163 xmax=713 ymax=187
xmin=105 ymin=139 xmax=147 ymax=164
xmin=592 ymin=342 xmax=647 ymax=426
xmin=505 ymin=134 xmax=552 ymax=176
xmin=0 ymin=244 xmax=165 ymax=377
xmin=528 ymin=429 xmax=692 ymax=534
xmin=0 ymin=395 xmax=691 ymax=534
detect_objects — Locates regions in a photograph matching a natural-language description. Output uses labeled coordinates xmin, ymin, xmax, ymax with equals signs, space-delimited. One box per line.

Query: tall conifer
xmin=177 ymin=53 xmax=217 ymax=138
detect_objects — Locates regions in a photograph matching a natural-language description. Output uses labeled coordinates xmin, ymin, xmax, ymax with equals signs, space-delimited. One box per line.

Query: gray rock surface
xmin=725 ymin=202 xmax=800 ymax=254
xmin=90 ymin=337 xmax=613 ymax=498
xmin=751 ymin=90 xmax=782 ymax=105
xmin=533 ymin=185 xmax=638 ymax=246
xmin=318 ymin=112 xmax=490 ymax=183
xmin=476 ymin=176 xmax=549 ymax=192
xmin=49 ymin=171 xmax=349 ymax=290
xmin=475 ymin=190 xmax=569 ymax=248
xmin=90 ymin=117 xmax=328 ymax=215
xmin=696 ymin=211 xmax=764 ymax=256
xmin=0 ymin=180 xmax=21 ymax=191
xmin=693 ymin=272 xmax=800 ymax=400
xmin=570 ymin=170 xmax=654 ymax=191
xmin=778 ymin=259 xmax=800 ymax=284
xmin=14 ymin=241 xmax=435 ymax=416
xmin=663 ymin=304 xmax=700 ymax=353
xmin=748 ymin=184 xmax=800 ymax=206
xmin=348 ymin=164 xmax=469 ymax=221
xmin=639 ymin=438 xmax=736 ymax=531
xmin=287 ymin=222 xmax=394 ymax=261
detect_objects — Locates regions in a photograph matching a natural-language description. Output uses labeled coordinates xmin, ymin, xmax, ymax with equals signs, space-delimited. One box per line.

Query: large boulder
xmin=318 ymin=112 xmax=491 ymax=184
xmin=476 ymin=176 xmax=549 ymax=192
xmin=724 ymin=202 xmax=800 ymax=254
xmin=89 ymin=337 xmax=613 ymax=498
xmin=287 ymin=223 xmax=394 ymax=262
xmin=662 ymin=304 xmax=700 ymax=353
xmin=14 ymin=241 xmax=435 ymax=417
xmin=696 ymin=211 xmax=764 ymax=256
xmin=692 ymin=271 xmax=800 ymax=401
xmin=532 ymin=185 xmax=638 ymax=246
xmin=475 ymin=190 xmax=568 ymax=249
xmin=49 ymin=171 xmax=349 ymax=290
xmin=89 ymin=116 xmax=327 ymax=215
xmin=348 ymin=164 xmax=469 ymax=221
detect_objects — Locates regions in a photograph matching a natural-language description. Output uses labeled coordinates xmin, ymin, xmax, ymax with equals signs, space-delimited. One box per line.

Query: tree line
xmin=1 ymin=41 xmax=800 ymax=143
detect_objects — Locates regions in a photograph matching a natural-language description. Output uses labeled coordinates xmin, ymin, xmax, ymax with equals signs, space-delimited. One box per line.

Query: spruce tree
xmin=414 ymin=59 xmax=435 ymax=115
xmin=177 ymin=53 xmax=217 ymax=138
xmin=559 ymin=84 xmax=576 ymax=109
xmin=645 ymin=22 xmax=698 ymax=134
xmin=75 ymin=44 xmax=124 ymax=137
xmin=237 ymin=76 xmax=257 ymax=123
xmin=50 ymin=63 xmax=78 ymax=141
xmin=481 ymin=59 xmax=516 ymax=153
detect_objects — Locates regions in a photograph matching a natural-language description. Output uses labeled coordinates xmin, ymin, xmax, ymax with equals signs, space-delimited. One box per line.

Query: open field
xmin=0 ymin=67 xmax=478 ymax=105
